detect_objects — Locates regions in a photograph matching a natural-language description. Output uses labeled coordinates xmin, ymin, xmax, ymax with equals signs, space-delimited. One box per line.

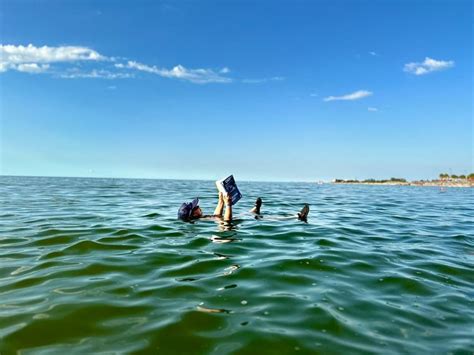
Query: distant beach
xmin=332 ymin=176 xmax=474 ymax=188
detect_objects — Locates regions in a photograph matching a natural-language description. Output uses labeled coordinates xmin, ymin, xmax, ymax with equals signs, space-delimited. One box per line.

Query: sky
xmin=0 ymin=0 xmax=472 ymax=182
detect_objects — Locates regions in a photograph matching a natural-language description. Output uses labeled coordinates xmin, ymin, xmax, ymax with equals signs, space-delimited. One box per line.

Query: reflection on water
xmin=210 ymin=235 xmax=240 ymax=243
xmin=0 ymin=176 xmax=473 ymax=354
xmin=197 ymin=305 xmax=232 ymax=314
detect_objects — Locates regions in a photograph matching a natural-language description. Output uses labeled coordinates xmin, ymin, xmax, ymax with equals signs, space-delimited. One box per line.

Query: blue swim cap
xmin=178 ymin=198 xmax=199 ymax=220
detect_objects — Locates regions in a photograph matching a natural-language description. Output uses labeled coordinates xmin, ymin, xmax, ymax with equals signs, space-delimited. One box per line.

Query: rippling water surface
xmin=1 ymin=176 xmax=473 ymax=354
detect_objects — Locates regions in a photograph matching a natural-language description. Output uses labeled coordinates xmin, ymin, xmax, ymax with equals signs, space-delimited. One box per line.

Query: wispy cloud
xmin=0 ymin=44 xmax=105 ymax=72
xmin=241 ymin=76 xmax=284 ymax=84
xmin=369 ymin=51 xmax=378 ymax=56
xmin=404 ymin=57 xmax=454 ymax=76
xmin=1 ymin=43 xmax=282 ymax=85
xmin=17 ymin=63 xmax=50 ymax=73
xmin=368 ymin=107 xmax=378 ymax=112
xmin=323 ymin=90 xmax=373 ymax=102
xmin=115 ymin=61 xmax=231 ymax=84
xmin=59 ymin=69 xmax=134 ymax=79
xmin=0 ymin=44 xmax=230 ymax=84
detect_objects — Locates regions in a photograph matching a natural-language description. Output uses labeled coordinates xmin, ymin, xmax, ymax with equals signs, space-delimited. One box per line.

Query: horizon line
xmin=0 ymin=174 xmax=320 ymax=184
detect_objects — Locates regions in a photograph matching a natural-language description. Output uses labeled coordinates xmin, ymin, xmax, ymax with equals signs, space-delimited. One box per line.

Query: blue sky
xmin=1 ymin=0 xmax=472 ymax=181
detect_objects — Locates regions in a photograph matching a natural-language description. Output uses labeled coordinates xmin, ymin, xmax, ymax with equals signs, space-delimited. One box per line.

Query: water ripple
xmin=1 ymin=176 xmax=473 ymax=353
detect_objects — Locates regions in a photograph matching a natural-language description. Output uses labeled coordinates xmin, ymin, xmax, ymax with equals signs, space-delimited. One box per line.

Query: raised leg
xmin=250 ymin=197 xmax=262 ymax=214
xmin=297 ymin=204 xmax=310 ymax=222
xmin=213 ymin=192 xmax=225 ymax=217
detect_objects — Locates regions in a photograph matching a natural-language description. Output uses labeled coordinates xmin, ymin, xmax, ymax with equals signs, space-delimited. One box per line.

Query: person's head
xmin=178 ymin=198 xmax=201 ymax=221
xmin=190 ymin=205 xmax=202 ymax=218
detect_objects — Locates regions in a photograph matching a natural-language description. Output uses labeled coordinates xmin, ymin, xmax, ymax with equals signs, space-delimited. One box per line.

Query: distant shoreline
xmin=332 ymin=181 xmax=473 ymax=188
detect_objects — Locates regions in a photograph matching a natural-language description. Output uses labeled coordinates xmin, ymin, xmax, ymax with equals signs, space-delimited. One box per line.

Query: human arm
xmin=223 ymin=194 xmax=232 ymax=221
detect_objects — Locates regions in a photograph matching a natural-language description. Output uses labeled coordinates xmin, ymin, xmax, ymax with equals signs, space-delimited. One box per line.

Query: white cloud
xmin=59 ymin=69 xmax=133 ymax=79
xmin=17 ymin=63 xmax=50 ymax=73
xmin=0 ymin=44 xmax=105 ymax=73
xmin=0 ymin=44 xmax=105 ymax=63
xmin=404 ymin=57 xmax=454 ymax=75
xmin=116 ymin=61 xmax=231 ymax=83
xmin=369 ymin=51 xmax=378 ymax=56
xmin=241 ymin=76 xmax=284 ymax=84
xmin=368 ymin=107 xmax=378 ymax=112
xmin=0 ymin=44 xmax=280 ymax=85
xmin=0 ymin=44 xmax=107 ymax=69
xmin=116 ymin=61 xmax=156 ymax=73
xmin=324 ymin=90 xmax=373 ymax=102
xmin=160 ymin=65 xmax=231 ymax=83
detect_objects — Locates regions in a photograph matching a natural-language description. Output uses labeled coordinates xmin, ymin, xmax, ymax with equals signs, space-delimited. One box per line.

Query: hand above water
xmin=224 ymin=193 xmax=232 ymax=206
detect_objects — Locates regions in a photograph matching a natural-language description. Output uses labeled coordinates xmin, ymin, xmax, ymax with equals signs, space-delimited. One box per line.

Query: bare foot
xmin=297 ymin=204 xmax=310 ymax=222
xmin=250 ymin=197 xmax=262 ymax=214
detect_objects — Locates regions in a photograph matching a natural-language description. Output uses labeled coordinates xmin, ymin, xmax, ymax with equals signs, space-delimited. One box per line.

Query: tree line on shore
xmin=439 ymin=173 xmax=474 ymax=180
xmin=334 ymin=174 xmax=474 ymax=184
xmin=333 ymin=177 xmax=407 ymax=184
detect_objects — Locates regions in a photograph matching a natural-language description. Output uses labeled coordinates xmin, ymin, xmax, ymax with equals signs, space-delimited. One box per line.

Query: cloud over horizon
xmin=324 ymin=90 xmax=373 ymax=102
xmin=404 ymin=57 xmax=454 ymax=75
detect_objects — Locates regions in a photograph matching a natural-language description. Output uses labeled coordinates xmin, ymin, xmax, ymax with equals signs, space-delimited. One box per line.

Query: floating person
xmin=178 ymin=192 xmax=310 ymax=223
xmin=179 ymin=175 xmax=238 ymax=223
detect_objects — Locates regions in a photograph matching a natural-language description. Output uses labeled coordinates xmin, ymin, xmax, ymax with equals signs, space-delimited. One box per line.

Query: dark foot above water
xmin=298 ymin=204 xmax=310 ymax=222
xmin=251 ymin=197 xmax=262 ymax=215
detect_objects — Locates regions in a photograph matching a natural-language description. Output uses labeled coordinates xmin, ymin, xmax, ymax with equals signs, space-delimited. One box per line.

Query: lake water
xmin=1 ymin=176 xmax=473 ymax=354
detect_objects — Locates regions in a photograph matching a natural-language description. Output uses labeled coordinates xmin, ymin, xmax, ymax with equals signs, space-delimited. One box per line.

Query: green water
xmin=1 ymin=176 xmax=473 ymax=354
